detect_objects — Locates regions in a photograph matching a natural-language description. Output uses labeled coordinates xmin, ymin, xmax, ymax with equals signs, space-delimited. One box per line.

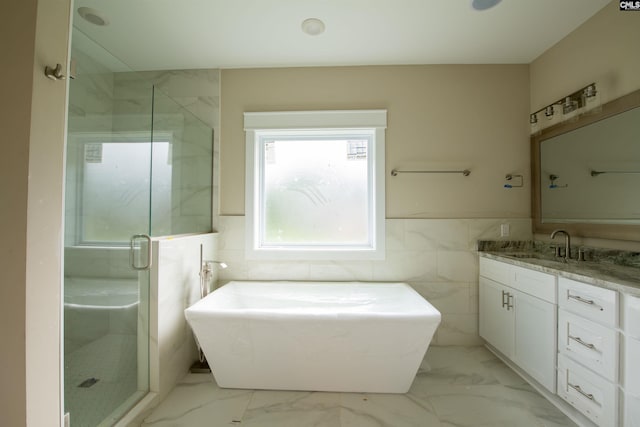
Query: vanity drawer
xmin=558 ymin=278 xmax=618 ymax=327
xmin=558 ymin=309 xmax=618 ymax=382
xmin=512 ymin=264 xmax=556 ymax=303
xmin=479 ymin=257 xmax=512 ymax=284
xmin=558 ymin=354 xmax=617 ymax=427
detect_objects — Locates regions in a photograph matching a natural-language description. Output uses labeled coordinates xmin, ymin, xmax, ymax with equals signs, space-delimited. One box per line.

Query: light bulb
xmin=583 ymin=84 xmax=602 ymax=114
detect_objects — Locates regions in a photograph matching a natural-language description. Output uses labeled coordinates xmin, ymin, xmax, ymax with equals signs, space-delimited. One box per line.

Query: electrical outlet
xmin=500 ymin=223 xmax=510 ymax=237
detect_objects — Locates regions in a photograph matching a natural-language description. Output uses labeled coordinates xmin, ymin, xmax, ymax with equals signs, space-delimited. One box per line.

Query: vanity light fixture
xmin=545 ymin=105 xmax=555 ymax=119
xmin=584 ymin=84 xmax=597 ymax=99
xmin=562 ymin=96 xmax=577 ymax=115
xmin=583 ymin=84 xmax=602 ymax=114
xmin=529 ymin=113 xmax=540 ymax=135
xmin=301 ymin=18 xmax=325 ymax=36
xmin=529 ymin=83 xmax=600 ymax=134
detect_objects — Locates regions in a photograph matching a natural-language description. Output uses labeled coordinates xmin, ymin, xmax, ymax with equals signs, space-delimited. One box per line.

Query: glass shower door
xmin=64 ymin=137 xmax=153 ymax=426
xmin=63 ymin=28 xmax=152 ymax=427
xmin=65 ymin=26 xmax=214 ymax=426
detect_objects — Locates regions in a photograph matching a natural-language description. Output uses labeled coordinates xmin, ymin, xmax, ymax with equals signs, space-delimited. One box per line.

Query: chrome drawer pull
xmin=568 ymin=294 xmax=595 ymax=305
xmin=506 ymin=293 xmax=513 ymax=311
xmin=569 ymin=383 xmax=595 ymax=401
xmin=501 ymin=290 xmax=514 ymax=310
xmin=569 ymin=335 xmax=596 ymax=350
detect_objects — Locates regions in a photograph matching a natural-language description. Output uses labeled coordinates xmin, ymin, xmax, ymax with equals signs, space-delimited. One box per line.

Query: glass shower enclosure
xmin=63 ymin=28 xmax=213 ymax=426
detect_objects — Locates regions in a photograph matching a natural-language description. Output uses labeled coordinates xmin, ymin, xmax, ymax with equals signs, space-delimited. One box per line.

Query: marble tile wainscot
xmin=478 ymin=245 xmax=640 ymax=427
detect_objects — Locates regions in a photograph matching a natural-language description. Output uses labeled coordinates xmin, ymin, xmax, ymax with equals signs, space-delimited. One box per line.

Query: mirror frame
xmin=531 ymin=88 xmax=640 ymax=241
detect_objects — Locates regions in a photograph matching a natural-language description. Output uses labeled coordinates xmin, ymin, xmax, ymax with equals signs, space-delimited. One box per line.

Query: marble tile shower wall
xmin=65 ymin=247 xmax=136 ymax=279
xmin=216 ymin=216 xmax=532 ymax=346
xmin=65 ymin=67 xmax=220 ymax=274
xmin=67 ymin=47 xmax=115 ymax=133
xmin=65 ymin=47 xmax=118 ymax=248
xmin=113 ymin=69 xmax=220 ymax=231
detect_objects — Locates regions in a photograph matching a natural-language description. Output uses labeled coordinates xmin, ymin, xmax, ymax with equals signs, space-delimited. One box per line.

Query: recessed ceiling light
xmin=301 ymin=18 xmax=325 ymax=36
xmin=77 ymin=7 xmax=109 ymax=26
xmin=471 ymin=0 xmax=502 ymax=11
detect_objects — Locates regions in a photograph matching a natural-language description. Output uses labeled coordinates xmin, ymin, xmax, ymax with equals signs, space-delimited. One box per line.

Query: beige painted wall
xmin=25 ymin=0 xmax=72 ymax=425
xmin=530 ymin=1 xmax=640 ymax=111
xmin=530 ymin=1 xmax=640 ymax=251
xmin=1 ymin=2 xmax=37 ymax=425
xmin=1 ymin=0 xmax=71 ymax=425
xmin=220 ymin=65 xmax=530 ymax=218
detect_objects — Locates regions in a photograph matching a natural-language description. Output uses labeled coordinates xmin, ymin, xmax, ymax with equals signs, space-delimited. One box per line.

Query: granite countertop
xmin=478 ymin=241 xmax=640 ymax=298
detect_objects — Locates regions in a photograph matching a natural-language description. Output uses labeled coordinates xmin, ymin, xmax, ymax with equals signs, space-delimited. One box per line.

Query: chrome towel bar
xmin=390 ymin=169 xmax=471 ymax=177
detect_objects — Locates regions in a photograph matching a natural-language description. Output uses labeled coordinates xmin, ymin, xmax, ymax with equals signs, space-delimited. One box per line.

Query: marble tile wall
xmin=216 ymin=216 xmax=532 ymax=345
xmin=65 ymin=66 xmax=220 ymax=248
xmin=65 ymin=43 xmax=119 ymax=247
xmin=67 ymin=44 xmax=116 ymax=133
xmin=64 ymin=247 xmax=136 ymax=279
xmin=148 ymin=233 xmax=218 ymax=409
xmin=113 ymin=69 xmax=220 ymax=232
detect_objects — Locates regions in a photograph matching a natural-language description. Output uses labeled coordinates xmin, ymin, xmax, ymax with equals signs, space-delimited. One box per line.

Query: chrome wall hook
xmin=44 ymin=63 xmax=65 ymax=80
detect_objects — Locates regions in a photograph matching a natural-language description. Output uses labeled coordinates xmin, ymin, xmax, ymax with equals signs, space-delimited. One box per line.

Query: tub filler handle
xmin=130 ymin=234 xmax=152 ymax=270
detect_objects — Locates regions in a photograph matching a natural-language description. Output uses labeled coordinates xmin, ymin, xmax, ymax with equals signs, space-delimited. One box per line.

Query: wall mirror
xmin=532 ymin=89 xmax=640 ymax=241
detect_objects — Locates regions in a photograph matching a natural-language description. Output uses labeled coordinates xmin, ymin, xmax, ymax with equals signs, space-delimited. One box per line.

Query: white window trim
xmin=244 ymin=110 xmax=386 ymax=261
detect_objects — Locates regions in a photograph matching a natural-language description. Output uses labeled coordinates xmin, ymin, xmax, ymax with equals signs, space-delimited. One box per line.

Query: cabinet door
xmin=624 ymin=336 xmax=640 ymax=396
xmin=625 ymin=393 xmax=640 ymax=427
xmin=514 ymin=291 xmax=557 ymax=392
xmin=479 ymin=277 xmax=514 ymax=358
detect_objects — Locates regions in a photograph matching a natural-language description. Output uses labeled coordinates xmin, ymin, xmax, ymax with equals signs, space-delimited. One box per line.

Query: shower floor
xmin=64 ymin=333 xmax=141 ymax=427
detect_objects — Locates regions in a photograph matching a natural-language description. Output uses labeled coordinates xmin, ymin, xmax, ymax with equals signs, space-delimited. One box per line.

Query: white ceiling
xmin=72 ymin=0 xmax=611 ymax=71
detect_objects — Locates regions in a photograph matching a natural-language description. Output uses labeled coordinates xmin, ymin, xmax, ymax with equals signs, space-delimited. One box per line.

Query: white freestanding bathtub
xmin=185 ymin=281 xmax=441 ymax=393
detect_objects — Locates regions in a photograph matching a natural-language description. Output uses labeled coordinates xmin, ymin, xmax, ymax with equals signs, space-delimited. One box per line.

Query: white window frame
xmin=244 ymin=110 xmax=386 ymax=260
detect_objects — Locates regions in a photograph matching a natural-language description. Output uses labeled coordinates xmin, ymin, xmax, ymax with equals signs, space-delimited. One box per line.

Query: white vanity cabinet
xmin=480 ymin=254 xmax=640 ymax=427
xmin=479 ymin=257 xmax=557 ymax=392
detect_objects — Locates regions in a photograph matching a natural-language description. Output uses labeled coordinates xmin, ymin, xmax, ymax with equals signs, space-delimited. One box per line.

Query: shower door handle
xmin=130 ymin=234 xmax=152 ymax=270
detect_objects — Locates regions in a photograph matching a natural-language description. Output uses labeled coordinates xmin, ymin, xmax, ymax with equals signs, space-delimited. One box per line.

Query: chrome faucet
xmin=550 ymin=229 xmax=571 ymax=261
xmin=200 ymin=260 xmax=228 ymax=298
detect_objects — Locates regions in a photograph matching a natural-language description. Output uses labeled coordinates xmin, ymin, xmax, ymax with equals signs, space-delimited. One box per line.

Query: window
xmin=244 ymin=110 xmax=386 ymax=260
xmin=67 ymin=133 xmax=173 ymax=245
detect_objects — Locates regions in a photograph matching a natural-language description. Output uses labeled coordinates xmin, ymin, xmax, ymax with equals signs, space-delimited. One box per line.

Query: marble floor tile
xmin=241 ymin=391 xmax=342 ymax=427
xmin=426 ymin=384 xmax=572 ymax=427
xmin=141 ymin=347 xmax=576 ymax=427
xmin=411 ymin=346 xmax=502 ymax=388
xmin=339 ymin=393 xmax=441 ymax=427
xmin=141 ymin=376 xmax=252 ymax=426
